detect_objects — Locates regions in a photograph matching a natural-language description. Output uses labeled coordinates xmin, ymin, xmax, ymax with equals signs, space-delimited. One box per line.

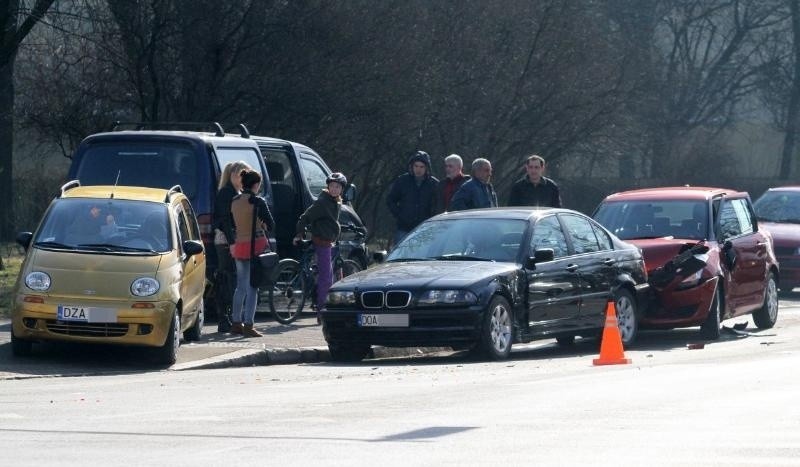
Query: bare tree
xmin=1 ymin=0 xmax=55 ymax=251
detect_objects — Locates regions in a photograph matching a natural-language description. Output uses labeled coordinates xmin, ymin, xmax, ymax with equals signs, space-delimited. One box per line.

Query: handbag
xmin=249 ymin=197 xmax=278 ymax=288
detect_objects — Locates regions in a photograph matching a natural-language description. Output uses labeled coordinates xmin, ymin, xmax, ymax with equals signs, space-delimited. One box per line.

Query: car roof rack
xmin=111 ymin=121 xmax=226 ymax=137
xmin=237 ymin=123 xmax=250 ymax=138
xmin=59 ymin=180 xmax=81 ymax=198
xmin=165 ymin=185 xmax=183 ymax=202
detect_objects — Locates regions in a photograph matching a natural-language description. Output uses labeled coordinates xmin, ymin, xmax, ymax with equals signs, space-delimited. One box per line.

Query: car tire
xmin=752 ymin=272 xmax=779 ymax=329
xmin=478 ymin=296 xmax=513 ymax=360
xmin=153 ymin=311 xmax=180 ymax=366
xmin=11 ymin=332 xmax=33 ymax=357
xmin=184 ymin=299 xmax=204 ymax=342
xmin=555 ymin=336 xmax=575 ymax=346
xmin=328 ymin=343 xmax=371 ymax=362
xmin=700 ymin=286 xmax=722 ymax=340
xmin=615 ymin=289 xmax=639 ymax=346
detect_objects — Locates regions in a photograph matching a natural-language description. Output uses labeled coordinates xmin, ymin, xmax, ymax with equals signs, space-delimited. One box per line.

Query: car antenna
xmin=111 ymin=170 xmax=121 ymax=198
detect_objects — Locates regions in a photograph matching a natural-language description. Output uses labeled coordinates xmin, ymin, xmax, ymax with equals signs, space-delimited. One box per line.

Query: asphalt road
xmin=1 ymin=297 xmax=799 ymax=466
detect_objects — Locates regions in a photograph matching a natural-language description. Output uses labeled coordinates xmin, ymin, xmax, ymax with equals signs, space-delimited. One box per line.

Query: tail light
xmin=197 ymin=214 xmax=213 ymax=244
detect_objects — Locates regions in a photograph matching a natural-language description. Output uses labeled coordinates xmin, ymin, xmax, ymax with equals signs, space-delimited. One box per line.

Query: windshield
xmin=753 ymin=191 xmax=800 ymax=223
xmin=594 ymin=200 xmax=708 ymax=240
xmin=34 ymin=198 xmax=172 ymax=253
xmin=388 ymin=218 xmax=527 ymax=262
xmin=75 ymin=142 xmax=199 ymax=199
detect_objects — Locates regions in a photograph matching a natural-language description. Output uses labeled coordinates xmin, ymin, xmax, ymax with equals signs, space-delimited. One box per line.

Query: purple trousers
xmin=315 ymin=244 xmax=333 ymax=311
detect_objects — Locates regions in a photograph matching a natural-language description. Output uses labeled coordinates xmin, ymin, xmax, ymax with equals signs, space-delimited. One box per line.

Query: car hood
xmin=625 ymin=238 xmax=711 ymax=272
xmin=23 ymin=248 xmax=163 ymax=297
xmin=332 ymin=260 xmax=519 ymax=290
xmin=760 ymin=221 xmax=800 ymax=245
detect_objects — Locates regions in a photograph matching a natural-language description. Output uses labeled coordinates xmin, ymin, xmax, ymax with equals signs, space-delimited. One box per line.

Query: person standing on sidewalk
xmin=507 ymin=154 xmax=562 ymax=208
xmin=213 ymin=160 xmax=251 ymax=332
xmin=449 ymin=158 xmax=498 ymax=211
xmin=294 ymin=172 xmax=347 ymax=322
xmin=230 ymin=169 xmax=275 ymax=337
xmin=435 ymin=154 xmax=470 ymax=214
xmin=386 ymin=151 xmax=439 ymax=246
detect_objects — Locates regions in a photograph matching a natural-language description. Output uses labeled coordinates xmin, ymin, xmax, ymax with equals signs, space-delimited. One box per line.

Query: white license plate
xmin=57 ymin=306 xmax=118 ymax=323
xmin=357 ymin=313 xmax=409 ymax=327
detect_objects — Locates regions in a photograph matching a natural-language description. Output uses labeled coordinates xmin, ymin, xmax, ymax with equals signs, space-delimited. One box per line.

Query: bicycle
xmin=266 ymin=224 xmax=365 ymax=324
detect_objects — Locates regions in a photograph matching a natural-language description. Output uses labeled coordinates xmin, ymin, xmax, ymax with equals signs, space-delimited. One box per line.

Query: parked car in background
xmin=753 ymin=186 xmax=800 ymax=292
xmin=594 ymin=186 xmax=779 ymax=339
xmin=322 ymin=208 xmax=648 ymax=361
xmin=253 ymin=135 xmax=369 ymax=268
xmin=11 ymin=182 xmax=206 ymax=366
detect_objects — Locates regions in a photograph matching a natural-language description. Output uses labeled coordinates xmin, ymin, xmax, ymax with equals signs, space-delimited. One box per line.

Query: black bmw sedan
xmin=322 ymin=208 xmax=649 ymax=361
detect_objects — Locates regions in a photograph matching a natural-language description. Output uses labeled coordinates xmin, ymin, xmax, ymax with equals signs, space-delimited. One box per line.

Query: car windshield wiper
xmin=77 ymin=243 xmax=155 ymax=253
xmin=386 ymin=257 xmax=434 ymax=262
xmin=34 ymin=241 xmax=75 ymax=250
xmin=433 ymin=254 xmax=494 ymax=262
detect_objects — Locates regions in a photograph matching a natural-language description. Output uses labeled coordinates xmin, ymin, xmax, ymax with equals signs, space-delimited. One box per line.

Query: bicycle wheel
xmin=268 ymin=259 xmax=306 ymax=324
xmin=334 ymin=258 xmax=362 ymax=281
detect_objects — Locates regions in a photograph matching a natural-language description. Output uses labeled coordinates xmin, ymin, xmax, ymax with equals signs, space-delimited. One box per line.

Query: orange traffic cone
xmin=593 ymin=299 xmax=631 ymax=366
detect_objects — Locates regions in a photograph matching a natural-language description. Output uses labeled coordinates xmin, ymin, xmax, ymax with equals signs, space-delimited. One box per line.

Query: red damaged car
xmin=753 ymin=186 xmax=800 ymax=292
xmin=594 ymin=187 xmax=779 ymax=339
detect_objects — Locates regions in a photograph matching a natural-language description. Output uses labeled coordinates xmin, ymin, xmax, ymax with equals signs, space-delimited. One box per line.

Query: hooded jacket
xmin=386 ymin=151 xmax=440 ymax=231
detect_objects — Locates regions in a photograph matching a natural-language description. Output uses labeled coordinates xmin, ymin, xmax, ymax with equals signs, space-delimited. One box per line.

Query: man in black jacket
xmin=507 ymin=154 xmax=562 ymax=208
xmin=386 ymin=151 xmax=439 ymax=246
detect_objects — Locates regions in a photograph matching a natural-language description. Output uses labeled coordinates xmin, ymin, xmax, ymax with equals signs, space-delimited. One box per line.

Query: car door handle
xmin=565 ymin=264 xmax=579 ymax=272
xmin=602 ymin=258 xmax=616 ymax=266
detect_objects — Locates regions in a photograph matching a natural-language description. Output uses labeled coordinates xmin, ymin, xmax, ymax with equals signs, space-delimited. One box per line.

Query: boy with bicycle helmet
xmin=294 ymin=172 xmax=347 ymax=321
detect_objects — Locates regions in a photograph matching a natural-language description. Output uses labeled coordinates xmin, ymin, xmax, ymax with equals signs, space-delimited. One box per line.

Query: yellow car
xmin=11 ymin=182 xmax=206 ymax=366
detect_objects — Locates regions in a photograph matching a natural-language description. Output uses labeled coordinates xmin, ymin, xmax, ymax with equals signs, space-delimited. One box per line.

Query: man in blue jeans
xmin=449 ymin=158 xmax=498 ymax=211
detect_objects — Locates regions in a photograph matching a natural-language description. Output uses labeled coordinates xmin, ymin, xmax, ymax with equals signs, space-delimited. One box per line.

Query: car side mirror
xmin=183 ymin=240 xmax=204 ymax=257
xmin=16 ymin=232 xmax=33 ymax=250
xmin=372 ymin=250 xmax=387 ymax=263
xmin=343 ymin=183 xmax=357 ymax=204
xmin=525 ymin=248 xmax=554 ymax=269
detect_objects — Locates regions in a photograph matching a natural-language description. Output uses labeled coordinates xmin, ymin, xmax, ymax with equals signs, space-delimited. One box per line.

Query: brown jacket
xmin=231 ymin=192 xmax=275 ymax=243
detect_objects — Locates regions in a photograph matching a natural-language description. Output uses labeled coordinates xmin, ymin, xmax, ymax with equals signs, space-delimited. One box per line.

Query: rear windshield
xmin=594 ymin=200 xmax=709 ymax=240
xmin=74 ymin=141 xmax=200 ymax=199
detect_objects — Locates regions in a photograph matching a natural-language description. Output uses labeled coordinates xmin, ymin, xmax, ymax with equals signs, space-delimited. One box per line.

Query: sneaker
xmin=229 ymin=322 xmax=243 ymax=335
xmin=243 ymin=324 xmax=262 ymax=337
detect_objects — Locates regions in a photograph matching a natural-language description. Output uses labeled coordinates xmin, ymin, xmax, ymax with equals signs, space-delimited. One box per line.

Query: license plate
xmin=357 ymin=313 xmax=409 ymax=327
xmin=57 ymin=306 xmax=118 ymax=323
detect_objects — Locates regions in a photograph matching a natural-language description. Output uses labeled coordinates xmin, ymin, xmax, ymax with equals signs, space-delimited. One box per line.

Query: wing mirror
xmin=182 ymin=240 xmax=204 ymax=257
xmin=372 ymin=250 xmax=387 ymax=263
xmin=16 ymin=232 xmax=33 ymax=250
xmin=525 ymin=248 xmax=554 ymax=269
xmin=343 ymin=183 xmax=357 ymax=204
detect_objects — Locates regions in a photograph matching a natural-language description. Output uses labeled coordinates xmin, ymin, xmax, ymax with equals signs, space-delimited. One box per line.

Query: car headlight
xmin=327 ymin=291 xmax=356 ymax=306
xmin=418 ymin=290 xmax=478 ymax=305
xmin=25 ymin=272 xmax=51 ymax=291
xmin=131 ymin=277 xmax=160 ymax=297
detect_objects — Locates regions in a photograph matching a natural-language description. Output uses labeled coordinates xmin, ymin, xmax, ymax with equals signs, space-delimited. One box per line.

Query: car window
xmin=530 ymin=215 xmax=569 ymax=259
xmin=261 ymin=148 xmax=297 ymax=191
xmin=215 ymin=147 xmax=266 ymax=196
xmin=594 ymin=200 xmax=708 ymax=240
xmin=388 ymin=218 xmax=526 ymax=262
xmin=176 ymin=208 xmax=191 ymax=246
xmin=732 ymin=199 xmax=754 ymax=235
xmin=591 ymin=222 xmax=613 ymax=250
xmin=181 ymin=199 xmax=201 ymax=241
xmin=754 ymin=190 xmax=800 ymax=223
xmin=560 ymin=214 xmax=601 ymax=254
xmin=717 ymin=200 xmax=742 ymax=239
xmin=74 ymin=142 xmax=199 ymax=199
xmin=299 ymin=157 xmax=329 ymax=198
xmin=34 ymin=198 xmax=171 ymax=252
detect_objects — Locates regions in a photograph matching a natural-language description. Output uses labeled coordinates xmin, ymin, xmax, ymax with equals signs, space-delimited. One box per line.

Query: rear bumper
xmin=640 ymin=276 xmax=718 ymax=329
xmin=322 ymin=306 xmax=483 ymax=347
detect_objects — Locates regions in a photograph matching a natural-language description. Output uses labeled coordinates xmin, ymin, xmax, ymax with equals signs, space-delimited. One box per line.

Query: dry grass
xmin=0 ymin=243 xmax=25 ymax=319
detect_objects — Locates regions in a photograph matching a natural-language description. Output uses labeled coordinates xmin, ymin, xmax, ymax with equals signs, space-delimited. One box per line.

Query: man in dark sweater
xmin=386 ymin=151 xmax=439 ymax=246
xmin=507 ymin=154 xmax=562 ymax=208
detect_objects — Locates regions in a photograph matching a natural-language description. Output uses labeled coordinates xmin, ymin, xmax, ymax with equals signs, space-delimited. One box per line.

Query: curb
xmin=171 ymin=346 xmax=453 ymax=371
